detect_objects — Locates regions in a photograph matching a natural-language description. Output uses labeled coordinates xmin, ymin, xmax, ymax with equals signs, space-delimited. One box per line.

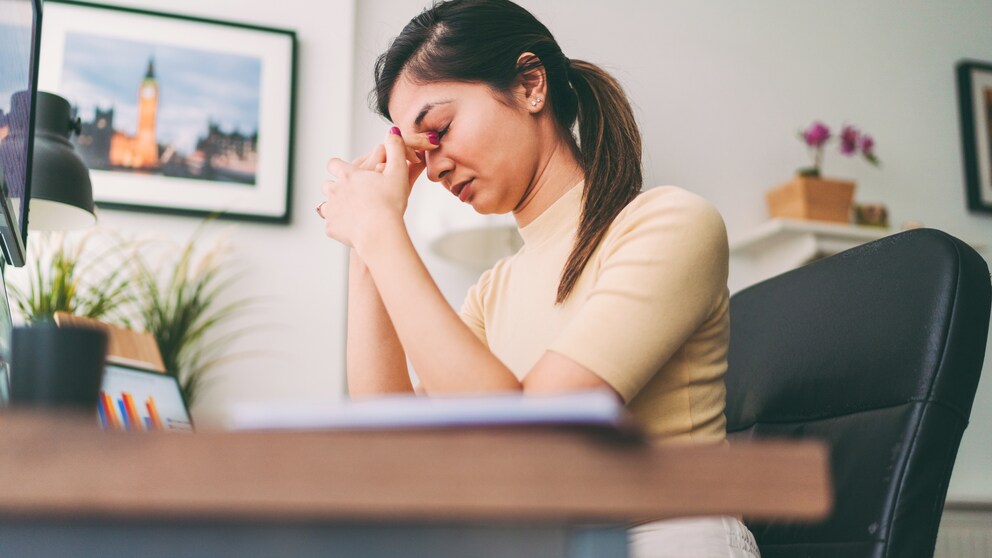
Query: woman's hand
xmin=351 ymin=133 xmax=433 ymax=177
xmin=321 ymin=128 xmax=434 ymax=252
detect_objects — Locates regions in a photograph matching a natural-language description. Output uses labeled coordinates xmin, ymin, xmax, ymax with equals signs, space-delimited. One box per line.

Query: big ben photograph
xmin=37 ymin=2 xmax=296 ymax=223
xmin=60 ymin=32 xmax=261 ymax=185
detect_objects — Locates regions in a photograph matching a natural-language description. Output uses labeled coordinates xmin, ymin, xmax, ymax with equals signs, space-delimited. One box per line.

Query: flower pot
xmin=766 ymin=176 xmax=856 ymax=223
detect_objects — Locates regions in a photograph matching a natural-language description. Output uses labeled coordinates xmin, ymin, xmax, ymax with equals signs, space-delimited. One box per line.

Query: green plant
xmin=135 ymin=227 xmax=256 ymax=406
xmin=7 ymin=230 xmax=136 ymax=324
xmin=8 ymin=224 xmax=259 ymax=407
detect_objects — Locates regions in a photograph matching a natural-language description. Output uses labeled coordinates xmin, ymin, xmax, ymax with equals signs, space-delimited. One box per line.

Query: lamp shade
xmin=406 ymin=176 xmax=523 ymax=271
xmin=430 ymin=224 xmax=523 ymax=270
xmin=28 ymin=91 xmax=96 ymax=230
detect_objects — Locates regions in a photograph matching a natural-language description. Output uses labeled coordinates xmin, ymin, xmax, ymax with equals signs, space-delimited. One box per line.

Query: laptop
xmin=98 ymin=359 xmax=193 ymax=432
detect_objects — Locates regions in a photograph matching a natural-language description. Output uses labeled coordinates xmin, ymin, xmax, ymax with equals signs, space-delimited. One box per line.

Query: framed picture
xmin=37 ymin=0 xmax=296 ymax=224
xmin=957 ymin=60 xmax=992 ymax=214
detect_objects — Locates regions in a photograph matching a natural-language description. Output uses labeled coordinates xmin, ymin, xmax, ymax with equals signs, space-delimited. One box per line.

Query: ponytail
xmin=555 ymin=59 xmax=642 ymax=304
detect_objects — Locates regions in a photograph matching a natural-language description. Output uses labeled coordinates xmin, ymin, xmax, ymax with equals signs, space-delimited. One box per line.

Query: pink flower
xmin=840 ymin=125 xmax=860 ymax=156
xmin=795 ymin=120 xmax=880 ymax=174
xmin=861 ymin=134 xmax=879 ymax=165
xmin=861 ymin=134 xmax=875 ymax=155
xmin=803 ymin=122 xmax=831 ymax=147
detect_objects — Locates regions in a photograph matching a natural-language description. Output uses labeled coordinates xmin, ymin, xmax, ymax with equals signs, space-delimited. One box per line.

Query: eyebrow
xmin=413 ymin=99 xmax=453 ymax=128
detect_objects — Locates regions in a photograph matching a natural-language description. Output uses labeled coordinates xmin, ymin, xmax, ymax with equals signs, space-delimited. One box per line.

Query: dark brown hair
xmin=373 ymin=0 xmax=642 ymax=303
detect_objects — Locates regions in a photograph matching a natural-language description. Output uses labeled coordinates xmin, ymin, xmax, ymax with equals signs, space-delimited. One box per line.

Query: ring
xmin=316 ymin=201 xmax=327 ymax=219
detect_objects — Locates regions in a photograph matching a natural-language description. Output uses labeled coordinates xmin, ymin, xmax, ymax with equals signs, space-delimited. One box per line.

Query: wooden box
xmin=54 ymin=311 xmax=166 ymax=372
xmin=766 ymin=176 xmax=856 ymax=223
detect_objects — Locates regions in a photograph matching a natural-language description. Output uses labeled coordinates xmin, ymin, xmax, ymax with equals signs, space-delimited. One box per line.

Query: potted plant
xmin=766 ymin=121 xmax=880 ymax=223
xmin=134 ymin=228 xmax=257 ymax=406
xmin=9 ymin=224 xmax=258 ymax=408
xmin=7 ymin=230 xmax=136 ymax=325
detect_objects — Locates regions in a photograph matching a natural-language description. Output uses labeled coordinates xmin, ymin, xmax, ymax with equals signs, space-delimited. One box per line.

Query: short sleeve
xmin=548 ymin=189 xmax=729 ymax=402
xmin=459 ymin=268 xmax=492 ymax=346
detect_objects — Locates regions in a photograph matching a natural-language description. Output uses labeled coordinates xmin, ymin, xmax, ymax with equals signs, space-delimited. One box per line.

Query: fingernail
xmin=390 ymin=126 xmax=402 ymax=136
xmin=427 ymin=131 xmax=440 ymax=145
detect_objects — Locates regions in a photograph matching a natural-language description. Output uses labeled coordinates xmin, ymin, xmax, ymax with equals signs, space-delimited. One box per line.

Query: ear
xmin=515 ymin=52 xmax=547 ymax=114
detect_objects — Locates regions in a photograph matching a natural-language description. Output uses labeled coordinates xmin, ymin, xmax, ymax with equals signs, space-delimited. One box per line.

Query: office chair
xmin=723 ymin=228 xmax=991 ymax=558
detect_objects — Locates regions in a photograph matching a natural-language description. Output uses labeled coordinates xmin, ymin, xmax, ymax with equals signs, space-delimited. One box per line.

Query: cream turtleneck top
xmin=459 ymin=183 xmax=730 ymax=442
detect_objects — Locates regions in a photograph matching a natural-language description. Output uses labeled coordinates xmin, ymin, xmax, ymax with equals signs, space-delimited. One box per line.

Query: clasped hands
xmin=320 ymin=127 xmax=439 ymax=253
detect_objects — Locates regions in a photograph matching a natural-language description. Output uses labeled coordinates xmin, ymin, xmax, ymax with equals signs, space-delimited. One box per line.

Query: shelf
xmin=730 ymin=219 xmax=893 ymax=257
xmin=727 ymin=218 xmax=985 ymax=293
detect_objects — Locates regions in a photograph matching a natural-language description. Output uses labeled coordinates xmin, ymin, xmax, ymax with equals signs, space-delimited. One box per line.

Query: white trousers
xmin=629 ymin=516 xmax=761 ymax=558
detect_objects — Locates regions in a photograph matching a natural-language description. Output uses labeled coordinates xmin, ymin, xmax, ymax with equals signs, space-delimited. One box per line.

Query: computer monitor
xmin=0 ymin=0 xmax=42 ymax=268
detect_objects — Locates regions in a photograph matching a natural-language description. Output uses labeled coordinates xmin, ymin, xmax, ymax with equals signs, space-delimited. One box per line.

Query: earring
xmin=531 ymin=97 xmax=543 ymax=107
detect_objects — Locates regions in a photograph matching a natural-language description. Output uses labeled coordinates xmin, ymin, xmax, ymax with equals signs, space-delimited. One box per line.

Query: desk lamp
xmin=0 ymin=93 xmax=97 ymax=405
xmin=28 ymin=91 xmax=96 ymax=231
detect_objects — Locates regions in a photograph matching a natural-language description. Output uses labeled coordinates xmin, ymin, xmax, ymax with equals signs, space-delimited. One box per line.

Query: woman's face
xmin=387 ymin=76 xmax=544 ymax=215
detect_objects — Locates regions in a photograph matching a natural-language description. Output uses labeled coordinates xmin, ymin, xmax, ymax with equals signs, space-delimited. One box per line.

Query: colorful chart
xmin=97 ymin=364 xmax=193 ymax=432
xmin=98 ymin=390 xmax=166 ymax=431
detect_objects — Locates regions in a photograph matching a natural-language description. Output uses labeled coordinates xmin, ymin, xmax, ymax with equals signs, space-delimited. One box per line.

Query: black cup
xmin=9 ymin=323 xmax=108 ymax=409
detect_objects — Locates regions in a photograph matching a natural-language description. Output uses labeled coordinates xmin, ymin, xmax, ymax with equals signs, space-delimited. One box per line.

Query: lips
xmin=450 ymin=179 xmax=474 ymax=202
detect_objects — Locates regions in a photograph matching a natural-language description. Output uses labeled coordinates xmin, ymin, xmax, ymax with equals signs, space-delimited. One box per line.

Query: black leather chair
xmin=724 ymin=228 xmax=991 ymax=558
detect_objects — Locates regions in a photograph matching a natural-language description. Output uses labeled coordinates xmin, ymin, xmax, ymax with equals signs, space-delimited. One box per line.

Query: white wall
xmin=21 ymin=0 xmax=356 ymax=424
xmin=351 ymin=0 xmax=992 ymax=501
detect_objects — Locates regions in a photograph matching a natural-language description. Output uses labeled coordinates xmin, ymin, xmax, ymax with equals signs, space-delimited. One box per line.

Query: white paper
xmin=225 ymin=389 xmax=631 ymax=432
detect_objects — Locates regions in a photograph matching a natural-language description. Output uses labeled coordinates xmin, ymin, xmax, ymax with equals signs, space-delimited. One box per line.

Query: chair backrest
xmin=724 ymin=228 xmax=991 ymax=558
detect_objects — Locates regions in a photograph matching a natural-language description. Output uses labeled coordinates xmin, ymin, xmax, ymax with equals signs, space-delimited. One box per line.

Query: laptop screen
xmin=99 ymin=362 xmax=193 ymax=432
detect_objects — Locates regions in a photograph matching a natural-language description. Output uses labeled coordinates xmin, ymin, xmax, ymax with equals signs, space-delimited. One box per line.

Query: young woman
xmin=317 ymin=1 xmax=760 ymax=556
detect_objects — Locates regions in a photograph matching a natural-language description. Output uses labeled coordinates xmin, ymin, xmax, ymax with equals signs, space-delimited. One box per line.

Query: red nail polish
xmin=390 ymin=126 xmax=402 ymax=136
xmin=427 ymin=131 xmax=440 ymax=145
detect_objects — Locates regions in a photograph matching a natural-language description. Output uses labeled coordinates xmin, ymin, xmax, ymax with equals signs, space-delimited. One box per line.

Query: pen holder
xmin=9 ymin=323 xmax=108 ymax=409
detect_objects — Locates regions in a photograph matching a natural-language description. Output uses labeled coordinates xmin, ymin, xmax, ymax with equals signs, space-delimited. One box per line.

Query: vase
xmin=853 ymin=202 xmax=889 ymax=228
xmin=765 ymin=175 xmax=856 ymax=223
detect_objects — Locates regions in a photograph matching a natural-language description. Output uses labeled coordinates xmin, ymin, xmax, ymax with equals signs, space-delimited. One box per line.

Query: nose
xmin=425 ymin=150 xmax=453 ymax=183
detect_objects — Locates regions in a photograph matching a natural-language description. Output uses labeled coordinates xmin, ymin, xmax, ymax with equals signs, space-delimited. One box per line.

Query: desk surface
xmin=0 ymin=410 xmax=832 ymax=524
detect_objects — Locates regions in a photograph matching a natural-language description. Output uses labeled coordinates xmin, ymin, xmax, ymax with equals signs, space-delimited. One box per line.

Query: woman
xmin=317 ymin=0 xmax=760 ymax=556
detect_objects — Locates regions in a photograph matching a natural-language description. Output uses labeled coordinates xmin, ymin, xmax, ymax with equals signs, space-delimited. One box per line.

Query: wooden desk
xmin=0 ymin=411 xmax=832 ymax=557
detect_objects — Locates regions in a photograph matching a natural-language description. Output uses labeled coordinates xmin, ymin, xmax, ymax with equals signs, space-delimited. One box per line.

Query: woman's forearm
xmin=346 ymin=251 xmax=414 ymax=396
xmin=358 ymin=219 xmax=521 ymax=394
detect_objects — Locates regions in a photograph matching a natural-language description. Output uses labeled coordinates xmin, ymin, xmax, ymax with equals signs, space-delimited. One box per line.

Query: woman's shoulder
xmin=594 ymin=185 xmax=729 ymax=280
xmin=628 ymin=185 xmax=720 ymax=217
xmin=611 ymin=185 xmax=726 ymax=238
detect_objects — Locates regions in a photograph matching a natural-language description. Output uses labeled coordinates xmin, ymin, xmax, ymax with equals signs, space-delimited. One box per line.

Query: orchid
xmin=797 ymin=120 xmax=880 ymax=177
xmin=803 ymin=121 xmax=831 ymax=147
xmin=839 ymin=125 xmax=860 ymax=155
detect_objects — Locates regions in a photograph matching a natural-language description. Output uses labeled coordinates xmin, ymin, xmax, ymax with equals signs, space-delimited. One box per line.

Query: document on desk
xmin=225 ymin=389 xmax=634 ymax=432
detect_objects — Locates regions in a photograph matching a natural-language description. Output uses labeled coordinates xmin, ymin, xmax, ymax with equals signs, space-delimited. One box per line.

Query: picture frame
xmin=957 ymin=59 xmax=992 ymax=214
xmin=37 ymin=0 xmax=297 ymax=224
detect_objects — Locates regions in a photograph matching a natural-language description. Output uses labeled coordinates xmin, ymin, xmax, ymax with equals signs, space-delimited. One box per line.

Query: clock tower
xmin=134 ymin=57 xmax=159 ymax=167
